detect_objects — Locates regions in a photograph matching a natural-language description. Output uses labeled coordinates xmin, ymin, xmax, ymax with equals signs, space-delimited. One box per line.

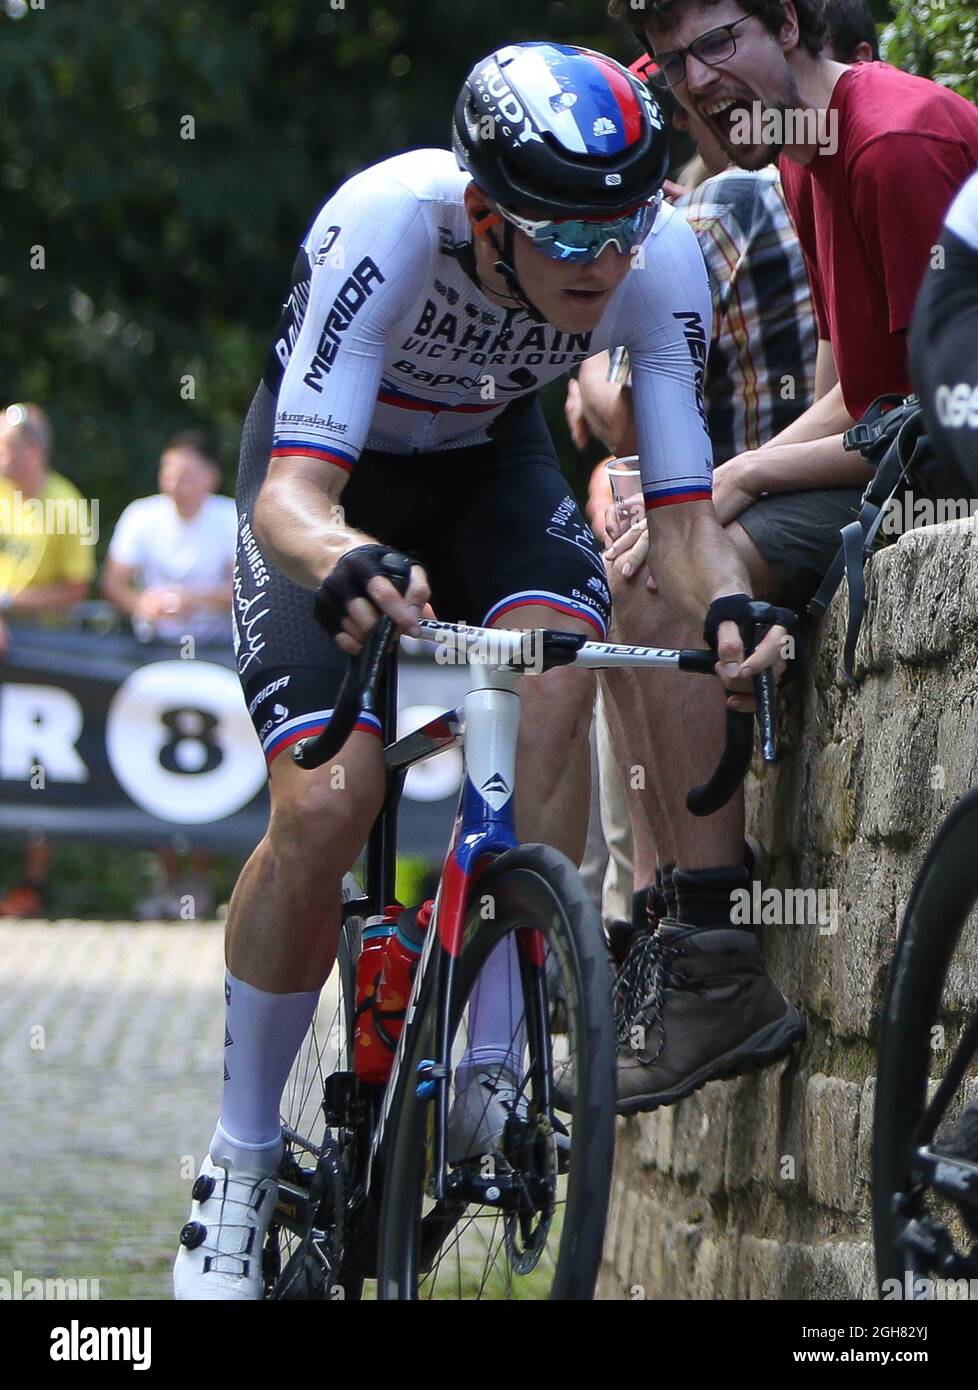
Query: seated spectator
xmin=0 ymin=402 xmax=95 ymax=917
xmin=101 ymin=430 xmax=236 ymax=648
xmin=101 ymin=430 xmax=237 ymax=920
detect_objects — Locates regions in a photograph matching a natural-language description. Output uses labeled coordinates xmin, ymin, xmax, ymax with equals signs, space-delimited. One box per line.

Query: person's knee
xmin=267 ymin=750 xmax=383 ymax=882
xmin=608 ymin=572 xmax=689 ymax=646
xmin=521 ymin=663 xmax=595 ymax=745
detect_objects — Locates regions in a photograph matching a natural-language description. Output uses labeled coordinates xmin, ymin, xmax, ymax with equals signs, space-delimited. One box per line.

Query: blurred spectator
xmin=0 ymin=402 xmax=95 ymax=917
xmin=101 ymin=430 xmax=237 ymax=919
xmin=578 ymin=459 xmax=634 ymax=940
xmin=102 ymin=431 xmax=236 ymax=646
xmin=823 ymin=0 xmax=879 ymax=64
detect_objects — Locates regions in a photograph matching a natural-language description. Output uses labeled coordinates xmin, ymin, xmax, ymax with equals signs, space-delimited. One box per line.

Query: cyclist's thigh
xmin=234 ymin=384 xmax=424 ymax=770
xmin=445 ymin=397 xmax=611 ymax=638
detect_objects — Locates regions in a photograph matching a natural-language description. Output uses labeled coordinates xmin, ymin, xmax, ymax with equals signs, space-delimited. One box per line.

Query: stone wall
xmin=598 ymin=518 xmax=978 ymax=1301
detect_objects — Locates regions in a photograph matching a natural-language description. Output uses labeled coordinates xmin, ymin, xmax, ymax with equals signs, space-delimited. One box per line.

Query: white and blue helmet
xmin=452 ymin=41 xmax=670 ymax=218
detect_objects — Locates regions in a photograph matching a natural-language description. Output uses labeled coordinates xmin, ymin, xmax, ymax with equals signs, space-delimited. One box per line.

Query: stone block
xmin=806 ymin=1073 xmax=861 ymax=1213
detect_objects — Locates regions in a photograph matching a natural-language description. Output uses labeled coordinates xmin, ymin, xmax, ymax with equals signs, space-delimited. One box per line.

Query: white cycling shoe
xmin=447 ymin=1065 xmax=526 ymax=1163
xmin=173 ymin=1154 xmax=279 ymax=1300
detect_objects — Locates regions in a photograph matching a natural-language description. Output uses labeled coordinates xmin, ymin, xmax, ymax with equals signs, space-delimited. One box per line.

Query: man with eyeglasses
xmin=173 ymin=40 xmax=796 ymax=1299
xmin=595 ymin=0 xmax=978 ymax=1116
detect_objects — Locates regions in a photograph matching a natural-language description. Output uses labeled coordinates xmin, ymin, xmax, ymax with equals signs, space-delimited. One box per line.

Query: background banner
xmin=0 ymin=626 xmax=469 ymax=857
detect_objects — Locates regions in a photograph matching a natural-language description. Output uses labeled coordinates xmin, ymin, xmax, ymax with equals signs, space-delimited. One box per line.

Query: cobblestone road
xmin=1 ymin=921 xmax=227 ymax=1301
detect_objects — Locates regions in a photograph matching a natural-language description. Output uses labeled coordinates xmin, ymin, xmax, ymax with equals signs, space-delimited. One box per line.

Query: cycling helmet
xmin=452 ymin=41 xmax=670 ymax=219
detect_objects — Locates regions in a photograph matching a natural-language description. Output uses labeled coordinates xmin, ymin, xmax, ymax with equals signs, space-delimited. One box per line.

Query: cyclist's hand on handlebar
xmin=705 ymin=596 xmax=797 ymax=714
xmin=314 ymin=544 xmax=430 ymax=656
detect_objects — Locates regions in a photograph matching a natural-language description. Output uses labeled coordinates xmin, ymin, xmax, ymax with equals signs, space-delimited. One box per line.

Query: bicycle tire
xmin=872 ymin=785 xmax=978 ymax=1291
xmin=376 ymin=843 xmax=615 ymax=1300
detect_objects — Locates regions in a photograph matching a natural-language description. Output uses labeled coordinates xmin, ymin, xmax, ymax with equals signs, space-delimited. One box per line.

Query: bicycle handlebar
xmin=292 ymin=552 xmax=411 ymax=771
xmin=293 ymin=604 xmax=781 ymax=816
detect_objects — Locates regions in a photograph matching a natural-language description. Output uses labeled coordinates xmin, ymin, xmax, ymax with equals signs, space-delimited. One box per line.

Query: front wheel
xmin=376 ymin=844 xmax=616 ymax=1300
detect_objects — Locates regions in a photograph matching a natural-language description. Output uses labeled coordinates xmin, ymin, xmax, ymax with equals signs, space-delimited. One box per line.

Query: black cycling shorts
xmin=233 ymin=383 xmax=610 ymax=764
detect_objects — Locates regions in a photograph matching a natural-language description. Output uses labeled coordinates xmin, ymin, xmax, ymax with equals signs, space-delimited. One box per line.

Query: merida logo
xmin=303 ymin=257 xmax=385 ymax=393
xmin=50 ymin=1321 xmax=151 ymax=1371
xmin=673 ymin=310 xmax=709 ymax=430
xmin=481 ymin=773 xmax=510 ymax=795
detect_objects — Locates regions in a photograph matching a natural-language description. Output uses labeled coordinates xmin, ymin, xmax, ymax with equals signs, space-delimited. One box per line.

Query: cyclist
xmin=910 ymin=166 xmax=978 ymax=495
xmin=913 ymin=167 xmax=978 ymax=1163
xmin=174 ymin=40 xmax=791 ymax=1299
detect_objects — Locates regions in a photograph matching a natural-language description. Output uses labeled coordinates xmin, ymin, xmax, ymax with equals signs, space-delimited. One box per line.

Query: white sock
xmin=212 ymin=970 xmax=320 ymax=1174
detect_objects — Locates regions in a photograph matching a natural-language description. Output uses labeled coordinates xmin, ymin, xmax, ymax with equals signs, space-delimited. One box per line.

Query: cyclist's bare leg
xmin=487 ymin=605 xmax=596 ymax=866
xmin=224 ymin=731 xmax=386 ymax=993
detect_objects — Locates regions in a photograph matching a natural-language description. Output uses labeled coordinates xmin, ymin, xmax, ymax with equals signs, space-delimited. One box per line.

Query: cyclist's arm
xmin=253 ymin=172 xmax=431 ymax=622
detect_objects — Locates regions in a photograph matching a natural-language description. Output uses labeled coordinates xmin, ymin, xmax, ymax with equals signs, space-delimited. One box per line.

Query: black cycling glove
xmin=313 ymin=545 xmax=411 ymax=638
xmin=703 ymin=594 xmax=798 ymax=655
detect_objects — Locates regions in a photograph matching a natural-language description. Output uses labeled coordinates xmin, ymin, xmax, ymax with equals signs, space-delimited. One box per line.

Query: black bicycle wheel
xmin=263 ymin=885 xmax=362 ymax=1300
xmin=873 ymin=786 xmax=978 ymax=1294
xmin=376 ymin=843 xmax=615 ymax=1300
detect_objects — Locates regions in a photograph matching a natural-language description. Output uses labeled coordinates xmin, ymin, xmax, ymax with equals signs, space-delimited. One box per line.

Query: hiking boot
xmin=613 ymin=923 xmax=805 ymax=1116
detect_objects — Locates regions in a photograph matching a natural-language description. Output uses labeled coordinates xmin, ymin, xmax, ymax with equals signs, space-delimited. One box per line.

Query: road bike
xmin=260 ymin=567 xmax=774 ymax=1300
xmin=873 ymin=789 xmax=978 ymax=1295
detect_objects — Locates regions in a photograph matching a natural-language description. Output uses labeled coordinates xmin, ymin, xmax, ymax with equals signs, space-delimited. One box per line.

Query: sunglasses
xmin=496 ymin=192 xmax=663 ymax=264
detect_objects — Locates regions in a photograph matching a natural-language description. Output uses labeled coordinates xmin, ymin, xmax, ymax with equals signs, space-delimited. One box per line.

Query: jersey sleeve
xmin=851 ymin=134 xmax=978 ymax=334
xmin=270 ymin=170 xmax=434 ymax=474
xmin=615 ymin=207 xmax=715 ymax=508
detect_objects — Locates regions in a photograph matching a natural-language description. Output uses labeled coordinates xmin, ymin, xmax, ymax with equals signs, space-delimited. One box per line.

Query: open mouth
xmin=701 ymin=93 xmax=753 ymax=145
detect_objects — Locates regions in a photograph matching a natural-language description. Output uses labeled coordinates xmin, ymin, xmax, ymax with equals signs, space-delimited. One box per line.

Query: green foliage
xmin=0 ymin=1 xmax=617 ymax=536
xmin=883 ymin=0 xmax=978 ymax=103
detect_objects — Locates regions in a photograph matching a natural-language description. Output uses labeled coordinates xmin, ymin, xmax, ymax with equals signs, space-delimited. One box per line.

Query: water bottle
xmin=352 ymin=905 xmax=401 ymax=1084
xmin=355 ymin=900 xmax=434 ymax=1085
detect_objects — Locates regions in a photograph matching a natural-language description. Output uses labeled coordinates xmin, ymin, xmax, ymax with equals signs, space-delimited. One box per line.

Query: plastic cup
xmin=605 ymin=455 xmax=644 ymax=533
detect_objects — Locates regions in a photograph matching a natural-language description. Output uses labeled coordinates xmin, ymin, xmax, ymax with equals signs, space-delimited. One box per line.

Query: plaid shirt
xmin=611 ymin=166 xmax=816 ymax=465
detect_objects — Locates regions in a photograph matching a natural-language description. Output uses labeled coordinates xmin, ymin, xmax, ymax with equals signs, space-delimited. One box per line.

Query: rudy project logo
xmin=474 ymin=59 xmax=545 ymax=145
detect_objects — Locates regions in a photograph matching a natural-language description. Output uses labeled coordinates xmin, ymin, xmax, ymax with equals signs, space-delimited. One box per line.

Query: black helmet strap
xmin=487 ymin=221 xmax=548 ymax=325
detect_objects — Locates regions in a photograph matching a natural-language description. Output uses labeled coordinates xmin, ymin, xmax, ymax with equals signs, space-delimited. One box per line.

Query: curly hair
xmin=607 ymin=0 xmax=828 ymax=59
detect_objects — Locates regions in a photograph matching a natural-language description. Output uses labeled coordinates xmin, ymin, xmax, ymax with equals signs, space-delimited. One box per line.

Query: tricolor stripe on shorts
xmin=263 ymin=709 xmax=383 ymax=765
xmin=481 ymin=589 xmax=607 ymax=639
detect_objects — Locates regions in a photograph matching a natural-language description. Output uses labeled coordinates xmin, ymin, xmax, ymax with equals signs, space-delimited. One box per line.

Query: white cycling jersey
xmin=946 ymin=167 xmax=978 ymax=253
xmin=264 ymin=148 xmax=713 ymax=509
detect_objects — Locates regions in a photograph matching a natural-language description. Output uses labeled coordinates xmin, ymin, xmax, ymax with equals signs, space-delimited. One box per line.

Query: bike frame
xmin=356 ymin=619 xmax=694 ymax=1200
